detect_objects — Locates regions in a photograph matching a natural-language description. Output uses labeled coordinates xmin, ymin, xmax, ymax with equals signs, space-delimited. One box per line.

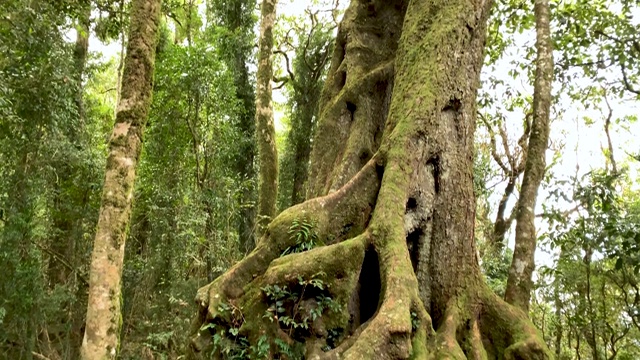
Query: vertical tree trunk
xmin=505 ymin=0 xmax=553 ymax=311
xmin=206 ymin=0 xmax=259 ymax=252
xmin=255 ymin=0 xmax=278 ymax=236
xmin=80 ymin=0 xmax=161 ymax=358
xmin=229 ymin=2 xmax=258 ymax=253
xmin=554 ymin=261 xmax=564 ymax=358
xmin=73 ymin=3 xmax=90 ymax=125
xmin=115 ymin=0 xmax=126 ymax=115
xmin=290 ymin=141 xmax=311 ymax=205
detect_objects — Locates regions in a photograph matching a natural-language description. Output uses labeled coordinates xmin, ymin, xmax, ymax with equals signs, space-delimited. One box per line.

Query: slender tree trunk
xmin=232 ymin=31 xmax=258 ymax=253
xmin=504 ymin=0 xmax=553 ymax=311
xmin=80 ymin=0 xmax=161 ymax=358
xmin=255 ymin=0 xmax=278 ymax=236
xmin=115 ymin=0 xmax=127 ymax=118
xmin=584 ymin=248 xmax=601 ymax=360
xmin=490 ymin=175 xmax=518 ymax=252
xmin=207 ymin=0 xmax=258 ymax=252
xmin=189 ymin=1 xmax=551 ymax=358
xmin=48 ymin=2 xmax=91 ymax=286
xmin=480 ymin=114 xmax=529 ymax=254
xmin=54 ymin=0 xmax=90 ymax=269
xmin=554 ymin=256 xmax=564 ymax=359
xmin=280 ymin=25 xmax=332 ymax=208
xmin=73 ymin=3 xmax=90 ymax=126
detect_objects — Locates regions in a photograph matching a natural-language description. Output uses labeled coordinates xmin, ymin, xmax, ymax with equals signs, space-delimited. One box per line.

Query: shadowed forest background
xmin=0 ymin=0 xmax=639 ymax=359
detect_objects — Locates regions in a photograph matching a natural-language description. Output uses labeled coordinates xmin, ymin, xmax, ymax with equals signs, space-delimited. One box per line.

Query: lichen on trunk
xmin=256 ymin=0 xmax=279 ymax=235
xmin=81 ymin=0 xmax=161 ymax=358
xmin=188 ymin=1 xmax=552 ymax=359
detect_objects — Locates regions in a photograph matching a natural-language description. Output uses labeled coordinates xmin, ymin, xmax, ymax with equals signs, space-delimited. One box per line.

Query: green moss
xmin=409 ymin=325 xmax=428 ymax=360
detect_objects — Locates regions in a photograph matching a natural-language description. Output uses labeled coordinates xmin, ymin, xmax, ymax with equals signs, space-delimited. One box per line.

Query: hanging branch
xmin=602 ymin=87 xmax=618 ymax=174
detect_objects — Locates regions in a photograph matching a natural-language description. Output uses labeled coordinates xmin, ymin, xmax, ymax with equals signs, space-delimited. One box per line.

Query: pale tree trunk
xmin=188 ymin=1 xmax=551 ymax=358
xmin=505 ymin=0 xmax=554 ymax=311
xmin=80 ymin=0 xmax=161 ymax=358
xmin=256 ymin=0 xmax=278 ymax=235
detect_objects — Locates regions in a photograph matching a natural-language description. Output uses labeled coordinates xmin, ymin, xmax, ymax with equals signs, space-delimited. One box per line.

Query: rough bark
xmin=504 ymin=0 xmax=553 ymax=311
xmin=80 ymin=0 xmax=161 ymax=358
xmin=256 ymin=0 xmax=279 ymax=236
xmin=115 ymin=0 xmax=126 ymax=115
xmin=188 ymin=1 xmax=552 ymax=359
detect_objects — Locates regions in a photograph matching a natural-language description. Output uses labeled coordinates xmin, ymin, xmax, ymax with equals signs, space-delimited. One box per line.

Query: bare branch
xmin=31 ymin=352 xmax=52 ymax=360
xmin=166 ymin=12 xmax=183 ymax=28
xmin=35 ymin=243 xmax=88 ymax=286
xmin=479 ymin=113 xmax=510 ymax=174
xmin=620 ymin=63 xmax=640 ymax=95
xmin=273 ymin=50 xmax=295 ymax=84
xmin=602 ymin=87 xmax=618 ymax=173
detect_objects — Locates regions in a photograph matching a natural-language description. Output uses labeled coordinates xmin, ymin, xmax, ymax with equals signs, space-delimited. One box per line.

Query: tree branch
xmin=602 ymin=87 xmax=618 ymax=173
xmin=36 ymin=243 xmax=88 ymax=286
xmin=620 ymin=63 xmax=640 ymax=95
xmin=479 ymin=113 xmax=510 ymax=174
xmin=273 ymin=50 xmax=295 ymax=84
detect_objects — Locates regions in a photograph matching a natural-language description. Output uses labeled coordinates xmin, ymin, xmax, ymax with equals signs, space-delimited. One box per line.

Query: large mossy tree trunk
xmin=504 ymin=0 xmax=553 ymax=312
xmin=189 ymin=0 xmax=552 ymax=358
xmin=80 ymin=0 xmax=161 ymax=358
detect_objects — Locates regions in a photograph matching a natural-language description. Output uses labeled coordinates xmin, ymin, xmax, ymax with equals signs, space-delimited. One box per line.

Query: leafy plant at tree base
xmin=281 ymin=218 xmax=321 ymax=256
xmin=262 ymin=272 xmax=341 ymax=337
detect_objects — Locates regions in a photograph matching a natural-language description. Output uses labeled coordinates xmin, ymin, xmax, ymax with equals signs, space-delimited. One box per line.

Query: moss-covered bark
xmin=256 ymin=0 xmax=279 ymax=235
xmin=307 ymin=0 xmax=403 ymax=198
xmin=81 ymin=0 xmax=161 ymax=358
xmin=73 ymin=2 xmax=90 ymax=125
xmin=188 ymin=0 xmax=552 ymax=358
xmin=505 ymin=0 xmax=554 ymax=311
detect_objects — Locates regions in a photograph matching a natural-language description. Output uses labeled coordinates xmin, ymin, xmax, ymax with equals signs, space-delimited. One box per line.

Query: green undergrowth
xmin=201 ymin=272 xmax=344 ymax=359
xmin=281 ymin=218 xmax=322 ymax=256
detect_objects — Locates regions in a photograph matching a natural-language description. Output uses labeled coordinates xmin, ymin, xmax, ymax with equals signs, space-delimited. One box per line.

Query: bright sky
xmin=486 ymin=27 xmax=640 ymax=270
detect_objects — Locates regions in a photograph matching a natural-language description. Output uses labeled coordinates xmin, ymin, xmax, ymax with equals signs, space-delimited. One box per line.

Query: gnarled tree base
xmin=186 ymin=163 xmax=550 ymax=360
